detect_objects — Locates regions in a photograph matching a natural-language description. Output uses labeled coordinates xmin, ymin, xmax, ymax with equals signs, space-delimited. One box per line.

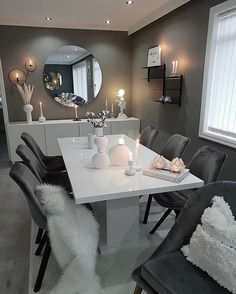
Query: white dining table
xmin=58 ymin=134 xmax=203 ymax=254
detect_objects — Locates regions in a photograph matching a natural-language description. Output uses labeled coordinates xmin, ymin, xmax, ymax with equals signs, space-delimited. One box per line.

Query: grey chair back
xmin=139 ymin=126 xmax=158 ymax=149
xmin=151 ymin=181 xmax=236 ymax=259
xmin=160 ymin=134 xmax=190 ymax=161
xmin=21 ymin=132 xmax=46 ymax=167
xmin=16 ymin=144 xmax=46 ymax=182
xmin=187 ymin=146 xmax=227 ymax=184
xmin=9 ymin=162 xmax=47 ymax=230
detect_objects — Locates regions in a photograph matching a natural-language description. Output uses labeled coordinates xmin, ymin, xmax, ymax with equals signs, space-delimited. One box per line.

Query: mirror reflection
xmin=43 ymin=45 xmax=102 ymax=107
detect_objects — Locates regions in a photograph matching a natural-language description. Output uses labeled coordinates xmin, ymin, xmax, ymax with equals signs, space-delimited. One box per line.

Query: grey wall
xmin=130 ymin=0 xmax=236 ymax=181
xmin=0 ymin=26 xmax=131 ymax=121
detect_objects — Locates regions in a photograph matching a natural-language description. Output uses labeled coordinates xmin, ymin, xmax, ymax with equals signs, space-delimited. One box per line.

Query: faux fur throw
xmin=182 ymin=196 xmax=236 ymax=293
xmin=37 ymin=184 xmax=101 ymax=294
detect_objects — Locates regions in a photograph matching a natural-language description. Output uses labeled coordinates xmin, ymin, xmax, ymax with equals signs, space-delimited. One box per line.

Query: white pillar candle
xmin=171 ymin=61 xmax=175 ymax=75
xmin=39 ymin=102 xmax=43 ymax=116
xmin=111 ymin=103 xmax=114 ymax=113
xmin=105 ymin=99 xmax=108 ymax=108
xmin=74 ymin=105 xmax=78 ymax=119
xmin=129 ymin=151 xmax=133 ymax=162
xmin=175 ymin=60 xmax=178 ymax=75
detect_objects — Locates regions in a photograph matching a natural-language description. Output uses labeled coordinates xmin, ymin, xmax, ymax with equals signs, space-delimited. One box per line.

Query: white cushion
xmin=182 ymin=196 xmax=236 ymax=293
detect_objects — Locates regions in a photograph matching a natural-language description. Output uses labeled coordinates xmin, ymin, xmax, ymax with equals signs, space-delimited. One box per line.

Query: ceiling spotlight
xmin=126 ymin=0 xmax=134 ymax=4
xmin=45 ymin=17 xmax=52 ymax=21
xmin=105 ymin=19 xmax=111 ymax=24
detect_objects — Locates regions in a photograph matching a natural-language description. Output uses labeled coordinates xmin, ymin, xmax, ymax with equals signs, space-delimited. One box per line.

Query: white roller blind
xmin=199 ymin=1 xmax=236 ymax=148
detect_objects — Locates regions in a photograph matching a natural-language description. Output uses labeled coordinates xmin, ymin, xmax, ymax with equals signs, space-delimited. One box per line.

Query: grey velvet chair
xmin=21 ymin=132 xmax=65 ymax=172
xmin=139 ymin=126 xmax=158 ymax=149
xmin=149 ymin=146 xmax=227 ymax=234
xmin=143 ymin=134 xmax=190 ymax=224
xmin=16 ymin=144 xmax=72 ymax=193
xmin=9 ymin=162 xmax=50 ymax=292
xmin=132 ymin=181 xmax=235 ymax=294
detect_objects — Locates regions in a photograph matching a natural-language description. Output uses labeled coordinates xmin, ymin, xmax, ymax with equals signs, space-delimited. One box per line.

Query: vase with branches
xmin=86 ymin=110 xmax=109 ymax=136
xmin=16 ymin=83 xmax=34 ymax=123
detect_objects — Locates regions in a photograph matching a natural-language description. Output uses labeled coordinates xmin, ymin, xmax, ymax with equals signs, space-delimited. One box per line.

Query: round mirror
xmin=43 ymin=45 xmax=102 ymax=107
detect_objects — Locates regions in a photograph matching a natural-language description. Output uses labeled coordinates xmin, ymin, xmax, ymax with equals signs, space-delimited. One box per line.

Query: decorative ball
xmin=92 ymin=152 xmax=110 ymax=169
xmin=109 ymin=142 xmax=130 ymax=166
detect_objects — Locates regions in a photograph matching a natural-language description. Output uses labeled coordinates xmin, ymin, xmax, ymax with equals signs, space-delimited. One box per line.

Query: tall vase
xmin=23 ymin=104 xmax=33 ymax=124
xmin=92 ymin=136 xmax=110 ymax=169
xmin=94 ymin=127 xmax=104 ymax=137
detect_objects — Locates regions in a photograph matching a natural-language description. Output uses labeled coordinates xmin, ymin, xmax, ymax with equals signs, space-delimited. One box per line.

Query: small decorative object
xmin=8 ymin=68 xmax=27 ymax=85
xmin=73 ymin=105 xmax=80 ymax=121
xmin=110 ymin=103 xmax=115 ymax=118
xmin=25 ymin=59 xmax=37 ymax=72
xmin=86 ymin=110 xmax=109 ymax=137
xmin=16 ymin=83 xmax=34 ymax=123
xmin=164 ymin=96 xmax=172 ymax=103
xmin=171 ymin=60 xmax=178 ymax=76
xmin=170 ymin=157 xmax=185 ymax=173
xmin=134 ymin=138 xmax=142 ymax=171
xmin=88 ymin=134 xmax=96 ymax=149
xmin=125 ymin=152 xmax=136 ymax=176
xmin=38 ymin=101 xmax=46 ymax=123
xmin=109 ymin=137 xmax=130 ymax=166
xmin=153 ymin=154 xmax=167 ymax=169
xmin=116 ymin=89 xmax=128 ymax=119
xmin=147 ymin=45 xmax=162 ymax=67
xmin=92 ymin=136 xmax=110 ymax=169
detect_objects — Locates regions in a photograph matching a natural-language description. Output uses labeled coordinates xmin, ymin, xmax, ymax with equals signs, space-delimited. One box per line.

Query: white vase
xmin=23 ymin=104 xmax=33 ymax=124
xmin=109 ymin=140 xmax=130 ymax=166
xmin=94 ymin=127 xmax=104 ymax=137
xmin=92 ymin=136 xmax=110 ymax=169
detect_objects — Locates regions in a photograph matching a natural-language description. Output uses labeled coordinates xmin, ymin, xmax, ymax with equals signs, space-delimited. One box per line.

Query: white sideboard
xmin=7 ymin=117 xmax=140 ymax=162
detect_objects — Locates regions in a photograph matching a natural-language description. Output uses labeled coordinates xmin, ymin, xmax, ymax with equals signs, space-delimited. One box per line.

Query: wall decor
xmin=16 ymin=83 xmax=34 ymax=123
xmin=43 ymin=45 xmax=102 ymax=108
xmin=116 ymin=89 xmax=128 ymax=119
xmin=147 ymin=45 xmax=162 ymax=67
xmin=25 ymin=59 xmax=37 ymax=72
xmin=8 ymin=68 xmax=27 ymax=85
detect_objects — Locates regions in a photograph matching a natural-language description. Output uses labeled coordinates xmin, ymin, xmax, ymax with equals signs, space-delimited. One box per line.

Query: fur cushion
xmin=37 ymin=184 xmax=101 ymax=294
xmin=182 ymin=196 xmax=236 ymax=293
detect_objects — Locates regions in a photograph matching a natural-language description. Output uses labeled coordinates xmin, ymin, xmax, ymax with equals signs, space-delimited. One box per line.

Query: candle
xmin=39 ymin=102 xmax=43 ymax=116
xmin=129 ymin=151 xmax=133 ymax=162
xmin=171 ymin=60 xmax=178 ymax=75
xmin=16 ymin=73 xmax=19 ymax=83
xmin=118 ymin=137 xmax=125 ymax=145
xmin=175 ymin=60 xmax=178 ymax=75
xmin=111 ymin=103 xmax=114 ymax=113
xmin=74 ymin=105 xmax=78 ymax=119
xmin=29 ymin=59 xmax=32 ymax=66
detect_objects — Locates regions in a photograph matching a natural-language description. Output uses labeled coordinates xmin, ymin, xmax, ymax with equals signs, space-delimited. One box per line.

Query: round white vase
xmin=23 ymin=104 xmax=33 ymax=124
xmin=94 ymin=127 xmax=104 ymax=137
xmin=109 ymin=141 xmax=130 ymax=166
xmin=92 ymin=136 xmax=110 ymax=169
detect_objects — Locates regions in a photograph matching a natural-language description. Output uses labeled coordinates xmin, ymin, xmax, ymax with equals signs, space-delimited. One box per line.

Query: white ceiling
xmin=0 ymin=0 xmax=190 ymax=35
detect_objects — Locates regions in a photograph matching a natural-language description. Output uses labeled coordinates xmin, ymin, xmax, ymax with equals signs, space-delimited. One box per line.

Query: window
xmin=93 ymin=58 xmax=102 ymax=97
xmin=199 ymin=0 xmax=236 ymax=148
xmin=72 ymin=61 xmax=88 ymax=101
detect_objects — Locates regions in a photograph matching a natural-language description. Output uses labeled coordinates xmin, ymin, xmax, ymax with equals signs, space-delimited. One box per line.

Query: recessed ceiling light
xmin=126 ymin=0 xmax=134 ymax=5
xmin=105 ymin=19 xmax=111 ymax=24
xmin=45 ymin=17 xmax=52 ymax=21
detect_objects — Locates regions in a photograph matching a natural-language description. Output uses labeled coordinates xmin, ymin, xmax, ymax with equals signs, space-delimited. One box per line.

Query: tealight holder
xmin=125 ymin=159 xmax=136 ymax=176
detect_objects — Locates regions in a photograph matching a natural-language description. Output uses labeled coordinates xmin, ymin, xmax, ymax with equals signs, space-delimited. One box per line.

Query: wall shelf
xmin=143 ymin=64 xmax=183 ymax=107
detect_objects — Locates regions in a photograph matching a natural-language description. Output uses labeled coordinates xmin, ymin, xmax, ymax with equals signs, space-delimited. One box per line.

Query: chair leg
xmin=175 ymin=209 xmax=180 ymax=220
xmin=34 ymin=240 xmax=51 ymax=292
xmin=35 ymin=232 xmax=48 ymax=256
xmin=149 ymin=208 xmax=172 ymax=234
xmin=133 ymin=284 xmax=143 ymax=294
xmin=35 ymin=227 xmax=44 ymax=244
xmin=143 ymin=195 xmax=153 ymax=224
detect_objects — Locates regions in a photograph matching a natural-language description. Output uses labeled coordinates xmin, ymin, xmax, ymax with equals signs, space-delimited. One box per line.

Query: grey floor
xmin=0 ymin=162 xmax=31 ymax=294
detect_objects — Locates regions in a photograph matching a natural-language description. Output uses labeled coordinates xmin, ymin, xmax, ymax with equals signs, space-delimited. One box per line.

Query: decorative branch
xmin=16 ymin=83 xmax=34 ymax=105
xmin=86 ymin=110 xmax=109 ymax=128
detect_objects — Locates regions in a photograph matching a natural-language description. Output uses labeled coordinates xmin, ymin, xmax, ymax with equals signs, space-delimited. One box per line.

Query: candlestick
xmin=38 ymin=101 xmax=46 ymax=123
xmin=39 ymin=102 xmax=43 ymax=116
xmin=105 ymin=99 xmax=108 ymax=111
xmin=111 ymin=103 xmax=113 ymax=113
xmin=134 ymin=138 xmax=142 ymax=171
xmin=73 ymin=105 xmax=80 ymax=121
xmin=110 ymin=103 xmax=114 ymax=118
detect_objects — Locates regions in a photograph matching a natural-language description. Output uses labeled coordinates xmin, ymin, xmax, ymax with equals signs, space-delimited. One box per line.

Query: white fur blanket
xmin=37 ymin=184 xmax=101 ymax=294
xmin=182 ymin=196 xmax=236 ymax=293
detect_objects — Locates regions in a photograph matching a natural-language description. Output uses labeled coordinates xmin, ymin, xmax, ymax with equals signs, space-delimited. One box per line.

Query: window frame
xmin=199 ymin=0 xmax=236 ymax=149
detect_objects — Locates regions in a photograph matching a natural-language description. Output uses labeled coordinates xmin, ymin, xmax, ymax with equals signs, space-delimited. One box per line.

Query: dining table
xmin=58 ymin=134 xmax=204 ymax=254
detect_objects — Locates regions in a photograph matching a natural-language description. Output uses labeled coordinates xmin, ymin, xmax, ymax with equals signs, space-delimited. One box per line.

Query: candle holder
xmin=73 ymin=105 xmax=81 ymax=121
xmin=38 ymin=102 xmax=46 ymax=123
xmin=125 ymin=157 xmax=136 ymax=176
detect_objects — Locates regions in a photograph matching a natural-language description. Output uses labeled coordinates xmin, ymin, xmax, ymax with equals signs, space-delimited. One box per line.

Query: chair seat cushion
xmin=44 ymin=156 xmax=65 ymax=172
xmin=43 ymin=172 xmax=72 ymax=193
xmin=154 ymin=189 xmax=196 ymax=210
xmin=141 ymin=251 xmax=231 ymax=294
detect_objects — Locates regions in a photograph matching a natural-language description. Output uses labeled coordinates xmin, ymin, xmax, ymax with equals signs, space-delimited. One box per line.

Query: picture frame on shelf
xmin=147 ymin=45 xmax=161 ymax=67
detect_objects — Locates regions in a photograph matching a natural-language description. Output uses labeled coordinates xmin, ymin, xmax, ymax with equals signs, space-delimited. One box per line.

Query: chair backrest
xmin=16 ymin=144 xmax=46 ymax=182
xmin=187 ymin=146 xmax=227 ymax=184
xmin=152 ymin=181 xmax=236 ymax=259
xmin=21 ymin=132 xmax=46 ymax=166
xmin=160 ymin=134 xmax=190 ymax=161
xmin=9 ymin=162 xmax=47 ymax=230
xmin=139 ymin=126 xmax=158 ymax=149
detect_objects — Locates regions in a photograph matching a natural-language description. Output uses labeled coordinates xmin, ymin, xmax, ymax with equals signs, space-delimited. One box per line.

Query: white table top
xmin=58 ymin=135 xmax=204 ymax=204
